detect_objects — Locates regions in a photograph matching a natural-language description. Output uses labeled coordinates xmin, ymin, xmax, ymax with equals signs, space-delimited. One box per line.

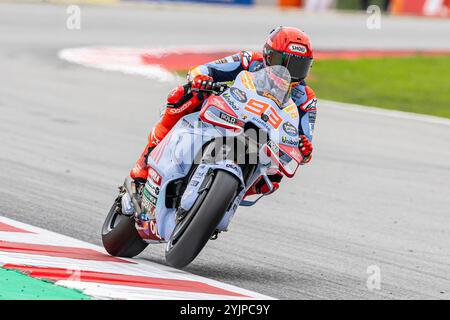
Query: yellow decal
xmin=240 ymin=72 xmax=256 ymax=91
xmin=284 ymin=103 xmax=299 ymax=119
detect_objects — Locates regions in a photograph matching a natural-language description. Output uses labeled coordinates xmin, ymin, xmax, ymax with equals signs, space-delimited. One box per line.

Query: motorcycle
xmin=101 ymin=66 xmax=303 ymax=268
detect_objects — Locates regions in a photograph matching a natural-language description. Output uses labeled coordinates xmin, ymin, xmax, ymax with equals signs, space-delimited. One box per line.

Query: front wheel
xmin=101 ymin=197 xmax=148 ymax=258
xmin=165 ymin=170 xmax=239 ymax=269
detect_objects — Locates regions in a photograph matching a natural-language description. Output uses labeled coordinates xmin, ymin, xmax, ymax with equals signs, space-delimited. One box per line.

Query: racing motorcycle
xmin=101 ymin=66 xmax=303 ymax=269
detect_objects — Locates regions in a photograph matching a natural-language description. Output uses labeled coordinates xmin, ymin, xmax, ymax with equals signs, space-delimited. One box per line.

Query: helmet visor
xmin=264 ymin=45 xmax=313 ymax=81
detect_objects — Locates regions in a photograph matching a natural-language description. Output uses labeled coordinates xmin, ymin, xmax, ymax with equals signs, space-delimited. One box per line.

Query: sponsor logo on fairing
xmin=281 ymin=136 xmax=299 ymax=146
xmin=282 ymin=122 xmax=298 ymax=136
xmin=267 ymin=139 xmax=279 ymax=154
xmin=226 ymin=163 xmax=240 ymax=172
xmin=148 ymin=166 xmax=162 ymax=186
xmin=219 ymin=112 xmax=244 ymax=127
xmin=230 ymin=87 xmax=247 ymax=103
xmin=252 ymin=117 xmax=271 ymax=130
xmin=259 ymin=91 xmax=281 ymax=107
xmin=142 ymin=188 xmax=157 ymax=216
xmin=222 ymin=93 xmax=240 ymax=111
xmin=145 ymin=182 xmax=160 ymax=197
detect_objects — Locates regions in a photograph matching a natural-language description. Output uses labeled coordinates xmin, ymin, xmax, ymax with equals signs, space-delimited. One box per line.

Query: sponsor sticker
xmin=241 ymin=51 xmax=252 ymax=68
xmin=190 ymin=180 xmax=200 ymax=187
xmin=142 ymin=188 xmax=157 ymax=216
xmin=289 ymin=43 xmax=307 ymax=54
xmin=240 ymin=72 xmax=255 ymax=91
xmin=214 ymin=58 xmax=227 ymax=64
xmin=282 ymin=122 xmax=298 ymax=137
xmin=145 ymin=182 xmax=160 ymax=197
xmin=259 ymin=91 xmax=281 ymax=107
xmin=283 ymin=103 xmax=299 ymax=119
xmin=304 ymin=98 xmax=317 ymax=111
xmin=230 ymin=87 xmax=247 ymax=103
xmin=226 ymin=163 xmax=240 ymax=172
xmin=267 ymin=139 xmax=280 ymax=154
xmin=222 ymin=93 xmax=240 ymax=111
xmin=148 ymin=166 xmax=162 ymax=186
xmin=282 ymin=136 xmax=299 ymax=146
xmin=309 ymin=110 xmax=317 ymax=134
xmin=219 ymin=112 xmax=244 ymax=127
xmin=253 ymin=117 xmax=271 ymax=131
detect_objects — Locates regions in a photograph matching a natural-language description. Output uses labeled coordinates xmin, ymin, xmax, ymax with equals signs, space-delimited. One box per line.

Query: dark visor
xmin=264 ymin=45 xmax=313 ymax=81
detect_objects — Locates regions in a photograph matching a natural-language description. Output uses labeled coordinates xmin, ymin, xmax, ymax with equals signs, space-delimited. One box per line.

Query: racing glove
xmin=299 ymin=135 xmax=313 ymax=164
xmin=190 ymin=74 xmax=214 ymax=91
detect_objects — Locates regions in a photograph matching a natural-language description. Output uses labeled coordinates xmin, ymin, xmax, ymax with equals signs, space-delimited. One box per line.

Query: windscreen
xmin=251 ymin=65 xmax=292 ymax=109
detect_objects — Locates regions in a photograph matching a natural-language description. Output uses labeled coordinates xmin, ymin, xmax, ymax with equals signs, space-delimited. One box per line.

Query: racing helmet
xmin=263 ymin=26 xmax=314 ymax=82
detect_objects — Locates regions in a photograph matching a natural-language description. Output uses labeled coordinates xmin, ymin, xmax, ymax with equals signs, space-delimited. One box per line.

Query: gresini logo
xmin=289 ymin=44 xmax=307 ymax=54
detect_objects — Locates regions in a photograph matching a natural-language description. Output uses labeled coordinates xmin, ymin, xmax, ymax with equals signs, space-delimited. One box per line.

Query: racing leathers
xmin=130 ymin=51 xmax=317 ymax=195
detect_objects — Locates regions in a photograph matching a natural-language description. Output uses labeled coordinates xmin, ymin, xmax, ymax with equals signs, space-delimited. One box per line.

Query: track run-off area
xmin=1 ymin=2 xmax=450 ymax=299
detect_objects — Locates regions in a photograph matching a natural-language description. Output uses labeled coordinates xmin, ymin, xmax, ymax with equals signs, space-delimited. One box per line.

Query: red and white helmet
xmin=263 ymin=26 xmax=314 ymax=81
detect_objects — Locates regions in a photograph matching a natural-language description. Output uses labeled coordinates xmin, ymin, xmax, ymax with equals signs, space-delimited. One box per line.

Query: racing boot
xmin=130 ymin=143 xmax=154 ymax=184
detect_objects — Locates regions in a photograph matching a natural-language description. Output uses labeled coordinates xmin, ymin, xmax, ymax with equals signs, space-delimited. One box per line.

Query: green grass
xmin=307 ymin=56 xmax=450 ymax=118
xmin=0 ymin=268 xmax=91 ymax=300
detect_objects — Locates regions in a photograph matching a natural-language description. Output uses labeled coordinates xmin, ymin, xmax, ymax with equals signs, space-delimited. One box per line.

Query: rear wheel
xmin=101 ymin=197 xmax=148 ymax=257
xmin=165 ymin=170 xmax=239 ymax=269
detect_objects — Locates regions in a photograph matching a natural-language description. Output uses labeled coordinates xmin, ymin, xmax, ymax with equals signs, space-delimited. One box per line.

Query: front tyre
xmin=165 ymin=170 xmax=239 ymax=269
xmin=101 ymin=197 xmax=148 ymax=258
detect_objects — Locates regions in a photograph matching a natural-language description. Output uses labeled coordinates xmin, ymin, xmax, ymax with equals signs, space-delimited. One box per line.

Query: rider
xmin=130 ymin=26 xmax=317 ymax=195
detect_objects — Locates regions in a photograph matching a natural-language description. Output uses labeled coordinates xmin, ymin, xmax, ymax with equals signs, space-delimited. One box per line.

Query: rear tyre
xmin=101 ymin=198 xmax=148 ymax=257
xmin=165 ymin=170 xmax=239 ymax=269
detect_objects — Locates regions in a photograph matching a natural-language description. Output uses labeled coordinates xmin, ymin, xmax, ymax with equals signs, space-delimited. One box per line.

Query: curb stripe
xmin=4 ymin=264 xmax=248 ymax=298
xmin=0 ymin=241 xmax=134 ymax=264
xmin=0 ymin=222 xmax=33 ymax=234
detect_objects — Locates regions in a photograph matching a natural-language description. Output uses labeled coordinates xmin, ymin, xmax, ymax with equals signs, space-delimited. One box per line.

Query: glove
xmin=190 ymin=74 xmax=214 ymax=91
xmin=299 ymin=135 xmax=313 ymax=164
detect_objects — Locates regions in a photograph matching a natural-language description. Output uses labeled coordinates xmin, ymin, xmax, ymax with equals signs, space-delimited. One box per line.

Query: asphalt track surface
xmin=1 ymin=2 xmax=450 ymax=299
